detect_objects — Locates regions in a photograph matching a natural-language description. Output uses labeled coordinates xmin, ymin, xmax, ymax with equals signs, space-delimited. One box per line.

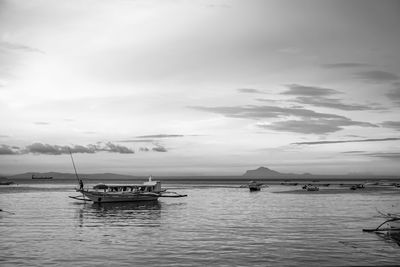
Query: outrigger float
xmin=67 ymin=149 xmax=187 ymax=203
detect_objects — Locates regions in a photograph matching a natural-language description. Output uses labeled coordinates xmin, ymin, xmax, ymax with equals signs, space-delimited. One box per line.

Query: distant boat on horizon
xmin=0 ymin=177 xmax=14 ymax=185
xmin=31 ymin=174 xmax=53 ymax=180
xmin=248 ymin=180 xmax=263 ymax=191
xmin=302 ymin=184 xmax=319 ymax=191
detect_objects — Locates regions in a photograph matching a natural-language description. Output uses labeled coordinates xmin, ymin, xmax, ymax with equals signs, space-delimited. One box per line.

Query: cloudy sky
xmin=1 ymin=0 xmax=400 ymax=176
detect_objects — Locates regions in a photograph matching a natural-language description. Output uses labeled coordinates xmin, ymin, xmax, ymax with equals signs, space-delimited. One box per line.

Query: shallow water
xmin=1 ymin=183 xmax=399 ymax=266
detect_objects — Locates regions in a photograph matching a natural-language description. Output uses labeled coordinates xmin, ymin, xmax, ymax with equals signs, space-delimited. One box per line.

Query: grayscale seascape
xmin=1 ymin=181 xmax=400 ymax=266
xmin=1 ymin=0 xmax=400 ymax=266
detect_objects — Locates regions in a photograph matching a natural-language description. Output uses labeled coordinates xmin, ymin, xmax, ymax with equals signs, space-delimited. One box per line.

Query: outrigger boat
xmin=67 ymin=149 xmax=186 ymax=203
xmin=71 ymin=176 xmax=187 ymax=203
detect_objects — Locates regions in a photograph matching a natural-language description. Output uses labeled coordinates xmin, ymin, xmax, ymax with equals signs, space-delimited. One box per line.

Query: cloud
xmin=191 ymin=104 xmax=368 ymax=121
xmin=191 ymin=104 xmax=377 ymax=134
xmin=0 ymin=41 xmax=44 ymax=54
xmin=0 ymin=142 xmax=135 ymax=155
xmin=25 ymin=143 xmax=95 ymax=155
xmin=339 ymin=150 xmax=400 ymax=160
xmin=0 ymin=141 xmax=180 ymax=155
xmin=292 ymin=137 xmax=400 ymax=145
xmin=365 ymin=152 xmax=400 ymax=159
xmin=26 ymin=143 xmax=68 ymax=155
xmin=237 ymin=88 xmax=264 ymax=94
xmin=69 ymin=145 xmax=96 ymax=153
xmin=152 ymin=145 xmax=167 ymax=152
xmin=322 ymin=62 xmax=369 ymax=69
xmin=260 ymin=120 xmax=341 ymax=134
xmin=278 ymin=83 xmax=382 ymax=111
xmin=136 ymin=134 xmax=184 ymax=138
xmin=100 ymin=142 xmax=134 ymax=154
xmin=261 ymin=118 xmax=377 ymax=134
xmin=381 ymin=121 xmax=400 ymax=131
xmin=119 ymin=139 xmax=154 ymax=143
xmin=255 ymin=98 xmax=277 ymax=104
xmin=355 ymin=70 xmax=399 ymax=82
xmin=292 ymin=96 xmax=379 ymax=111
xmin=0 ymin=144 xmax=19 ymax=155
xmin=281 ymin=84 xmax=340 ymax=96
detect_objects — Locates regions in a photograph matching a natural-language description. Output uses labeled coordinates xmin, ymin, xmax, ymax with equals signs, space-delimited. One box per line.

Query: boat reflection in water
xmin=75 ymin=201 xmax=162 ymax=228
xmin=92 ymin=200 xmax=161 ymax=212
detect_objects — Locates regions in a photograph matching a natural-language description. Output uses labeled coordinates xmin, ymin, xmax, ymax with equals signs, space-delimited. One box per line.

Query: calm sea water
xmin=1 ymin=182 xmax=399 ymax=266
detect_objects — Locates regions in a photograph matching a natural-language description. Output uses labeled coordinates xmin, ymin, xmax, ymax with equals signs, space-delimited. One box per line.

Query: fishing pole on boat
xmin=68 ymin=147 xmax=87 ymax=201
xmin=68 ymin=147 xmax=80 ymax=183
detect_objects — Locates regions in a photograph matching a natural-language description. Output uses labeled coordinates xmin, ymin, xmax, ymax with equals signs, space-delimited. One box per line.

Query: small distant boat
xmin=350 ymin=184 xmax=365 ymax=190
xmin=248 ymin=180 xmax=263 ymax=191
xmin=302 ymin=184 xmax=319 ymax=191
xmin=72 ymin=176 xmax=187 ymax=203
xmin=0 ymin=177 xmax=14 ymax=185
xmin=32 ymin=174 xmax=53 ymax=179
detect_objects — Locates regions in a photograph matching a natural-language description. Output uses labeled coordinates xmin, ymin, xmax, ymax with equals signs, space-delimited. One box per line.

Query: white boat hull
xmin=79 ymin=190 xmax=159 ymax=203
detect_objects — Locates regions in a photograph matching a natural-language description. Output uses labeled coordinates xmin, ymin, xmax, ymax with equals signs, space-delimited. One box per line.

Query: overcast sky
xmin=1 ymin=0 xmax=400 ymax=176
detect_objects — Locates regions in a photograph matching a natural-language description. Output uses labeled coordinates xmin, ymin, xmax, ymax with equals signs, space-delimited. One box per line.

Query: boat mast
xmin=68 ymin=147 xmax=80 ymax=183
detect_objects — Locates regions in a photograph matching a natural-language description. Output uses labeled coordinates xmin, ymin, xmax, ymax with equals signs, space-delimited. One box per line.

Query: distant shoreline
xmin=3 ymin=172 xmax=400 ymax=182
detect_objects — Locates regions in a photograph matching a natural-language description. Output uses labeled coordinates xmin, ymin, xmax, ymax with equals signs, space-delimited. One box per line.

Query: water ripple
xmin=1 ymin=185 xmax=399 ymax=266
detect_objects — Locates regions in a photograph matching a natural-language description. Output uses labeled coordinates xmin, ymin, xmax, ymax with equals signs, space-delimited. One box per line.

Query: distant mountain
xmin=243 ymin=167 xmax=283 ymax=178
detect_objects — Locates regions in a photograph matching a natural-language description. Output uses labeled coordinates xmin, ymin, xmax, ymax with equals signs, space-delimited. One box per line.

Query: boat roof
xmin=95 ymin=182 xmax=158 ymax=187
xmin=94 ymin=176 xmax=159 ymax=188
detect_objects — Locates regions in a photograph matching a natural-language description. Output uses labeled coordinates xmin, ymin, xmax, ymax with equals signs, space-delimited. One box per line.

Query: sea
xmin=1 ymin=180 xmax=399 ymax=266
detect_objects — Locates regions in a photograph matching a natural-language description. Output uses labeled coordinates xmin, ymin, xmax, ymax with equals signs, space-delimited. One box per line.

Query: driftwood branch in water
xmin=363 ymin=218 xmax=399 ymax=232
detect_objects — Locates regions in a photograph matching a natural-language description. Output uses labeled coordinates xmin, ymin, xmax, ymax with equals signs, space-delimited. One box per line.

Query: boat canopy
xmin=91 ymin=177 xmax=161 ymax=192
xmin=93 ymin=183 xmax=156 ymax=188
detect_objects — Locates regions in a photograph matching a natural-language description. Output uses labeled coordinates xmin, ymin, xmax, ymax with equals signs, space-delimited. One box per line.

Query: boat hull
xmin=79 ymin=190 xmax=159 ymax=203
xmin=249 ymin=186 xmax=261 ymax=191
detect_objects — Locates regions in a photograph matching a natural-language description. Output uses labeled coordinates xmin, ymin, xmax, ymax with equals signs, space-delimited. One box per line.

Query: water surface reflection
xmin=75 ymin=201 xmax=162 ymax=228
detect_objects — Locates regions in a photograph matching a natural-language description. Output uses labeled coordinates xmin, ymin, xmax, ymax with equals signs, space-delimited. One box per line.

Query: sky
xmin=1 ymin=0 xmax=400 ymax=176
